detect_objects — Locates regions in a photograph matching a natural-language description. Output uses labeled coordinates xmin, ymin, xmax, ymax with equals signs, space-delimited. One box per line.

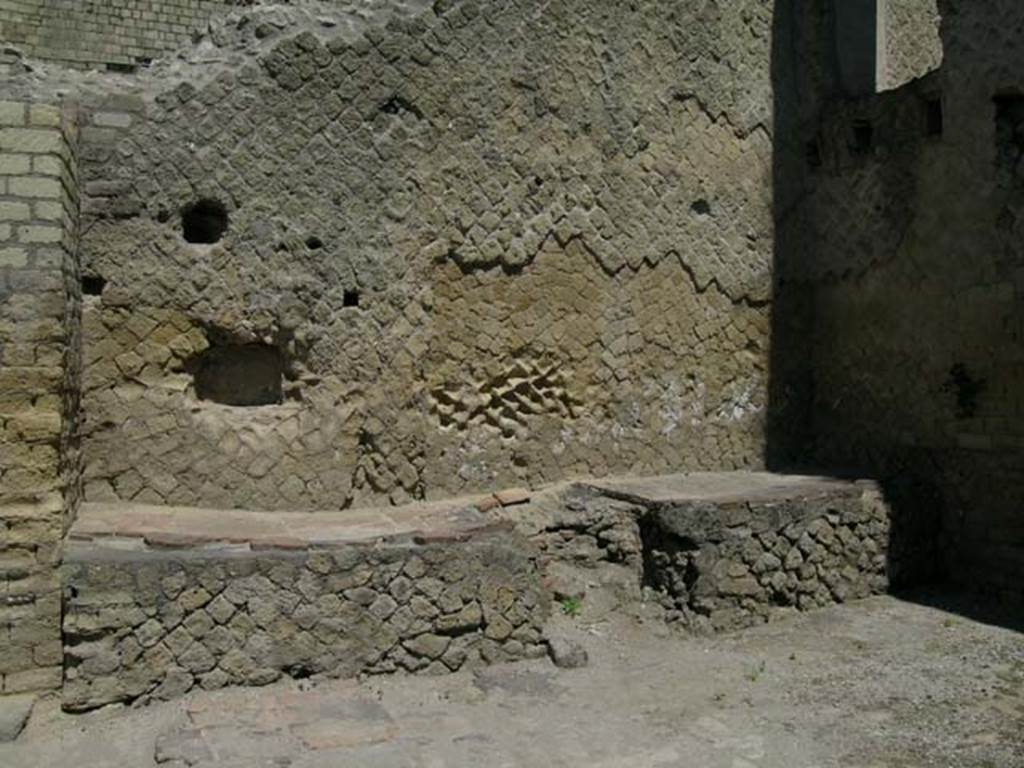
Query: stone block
xmin=32 ymin=201 xmax=63 ymax=221
xmin=0 ymin=202 xmax=30 ymax=221
xmin=8 ymin=177 xmax=61 ymax=199
xmin=17 ymin=225 xmax=62 ymax=244
xmin=0 ymin=129 xmax=62 ymax=154
xmin=91 ymin=112 xmax=132 ymax=129
xmin=28 ymin=105 xmax=61 ymax=129
xmin=0 ymin=102 xmax=25 ymax=127
xmin=9 ymin=410 xmax=62 ymax=442
xmin=546 ymin=635 xmax=588 ymax=669
xmin=30 ymin=155 xmax=63 ymax=177
xmin=2 ymin=666 xmax=61 ymax=694
xmin=0 ymin=495 xmax=62 ymax=522
xmin=0 ymin=153 xmax=30 ymax=175
xmin=0 ymin=247 xmax=27 ymax=268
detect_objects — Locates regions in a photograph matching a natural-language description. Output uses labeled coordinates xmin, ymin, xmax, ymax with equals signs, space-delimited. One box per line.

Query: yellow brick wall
xmin=0 ymin=0 xmax=231 ymax=70
xmin=0 ymin=99 xmax=81 ymax=694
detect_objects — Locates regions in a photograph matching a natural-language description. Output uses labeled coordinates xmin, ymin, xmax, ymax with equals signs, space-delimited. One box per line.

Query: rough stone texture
xmin=774 ymin=0 xmax=1024 ymax=603
xmin=543 ymin=619 xmax=589 ymax=670
xmin=0 ymin=2 xmax=438 ymax=73
xmin=67 ymin=0 xmax=774 ymax=512
xmin=0 ymin=98 xmax=81 ymax=694
xmin=61 ymin=526 xmax=549 ymax=711
xmin=881 ymin=0 xmax=943 ymax=91
xmin=634 ymin=484 xmax=892 ymax=632
xmin=527 ymin=487 xmax=645 ymax=578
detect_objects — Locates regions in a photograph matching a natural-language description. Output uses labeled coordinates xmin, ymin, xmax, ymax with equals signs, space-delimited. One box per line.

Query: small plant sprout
xmin=560 ymin=596 xmax=584 ymax=617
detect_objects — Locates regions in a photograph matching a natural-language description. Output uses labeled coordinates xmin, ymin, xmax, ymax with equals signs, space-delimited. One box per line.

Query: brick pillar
xmin=0 ymin=99 xmax=81 ymax=695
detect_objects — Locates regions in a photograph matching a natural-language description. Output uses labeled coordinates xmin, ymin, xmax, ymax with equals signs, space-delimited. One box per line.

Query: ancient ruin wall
xmin=76 ymin=0 xmax=776 ymax=512
xmin=0 ymin=0 xmax=231 ymax=70
xmin=0 ymin=98 xmax=81 ymax=693
xmin=881 ymin=0 xmax=943 ymax=91
xmin=778 ymin=0 xmax=1024 ymax=602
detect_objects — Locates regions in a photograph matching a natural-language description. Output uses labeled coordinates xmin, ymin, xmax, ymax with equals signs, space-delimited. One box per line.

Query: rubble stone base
xmin=524 ymin=473 xmax=899 ymax=634
xmin=60 ymin=472 xmax=909 ymax=711
xmin=62 ymin=531 xmax=548 ymax=711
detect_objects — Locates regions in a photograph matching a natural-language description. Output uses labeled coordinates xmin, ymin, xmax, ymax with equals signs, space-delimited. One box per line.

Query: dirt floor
xmin=2 ymin=592 xmax=1021 ymax=767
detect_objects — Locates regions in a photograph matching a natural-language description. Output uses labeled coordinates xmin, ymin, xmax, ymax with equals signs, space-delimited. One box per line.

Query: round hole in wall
xmin=305 ymin=235 xmax=324 ymax=250
xmin=181 ymin=199 xmax=229 ymax=244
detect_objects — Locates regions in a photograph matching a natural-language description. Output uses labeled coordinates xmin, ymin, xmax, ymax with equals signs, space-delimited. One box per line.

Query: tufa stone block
xmin=0 ymin=129 xmax=62 ymax=155
xmin=0 ymin=102 xmax=26 ymax=127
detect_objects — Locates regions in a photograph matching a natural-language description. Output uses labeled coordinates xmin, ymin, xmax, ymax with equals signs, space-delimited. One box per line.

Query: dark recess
xmin=925 ymin=96 xmax=943 ymax=136
xmin=690 ymin=199 xmax=712 ymax=216
xmin=380 ymin=95 xmax=424 ymax=119
xmin=994 ymin=93 xmax=1024 ymax=176
xmin=852 ymin=119 xmax=873 ymax=154
xmin=639 ymin=514 xmax=702 ymax=614
xmin=343 ymin=289 xmax=360 ymax=308
xmin=944 ymin=363 xmax=986 ymax=419
xmin=82 ymin=275 xmax=106 ymax=296
xmin=193 ymin=343 xmax=284 ymax=406
xmin=181 ymin=199 xmax=229 ymax=244
xmin=806 ymin=138 xmax=823 ymax=168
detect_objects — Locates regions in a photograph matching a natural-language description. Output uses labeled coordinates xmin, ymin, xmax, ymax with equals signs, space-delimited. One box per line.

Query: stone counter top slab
xmin=70 ymin=496 xmax=501 ymax=550
xmin=584 ymin=471 xmax=873 ymax=507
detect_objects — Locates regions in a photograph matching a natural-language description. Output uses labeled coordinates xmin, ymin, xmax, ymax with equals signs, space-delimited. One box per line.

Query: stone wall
xmin=881 ymin=0 xmax=943 ymax=91
xmin=636 ymin=484 xmax=893 ymax=632
xmin=0 ymin=98 xmax=81 ymax=694
xmin=0 ymin=0 xmax=232 ymax=71
xmin=74 ymin=0 xmax=775 ymax=512
xmin=62 ymin=531 xmax=548 ymax=711
xmin=774 ymin=0 xmax=1024 ymax=602
xmin=509 ymin=475 xmax=901 ymax=634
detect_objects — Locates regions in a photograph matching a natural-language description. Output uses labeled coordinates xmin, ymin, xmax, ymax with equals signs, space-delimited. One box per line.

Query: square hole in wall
xmin=192 ymin=343 xmax=284 ymax=406
xmin=82 ymin=274 xmax=106 ymax=296
xmin=851 ymin=119 xmax=873 ymax=154
xmin=806 ymin=137 xmax=823 ymax=168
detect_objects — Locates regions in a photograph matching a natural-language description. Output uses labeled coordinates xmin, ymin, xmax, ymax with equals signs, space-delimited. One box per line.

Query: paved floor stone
xmin=0 ymin=695 xmax=34 ymax=743
xmin=1 ymin=593 xmax=1022 ymax=767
